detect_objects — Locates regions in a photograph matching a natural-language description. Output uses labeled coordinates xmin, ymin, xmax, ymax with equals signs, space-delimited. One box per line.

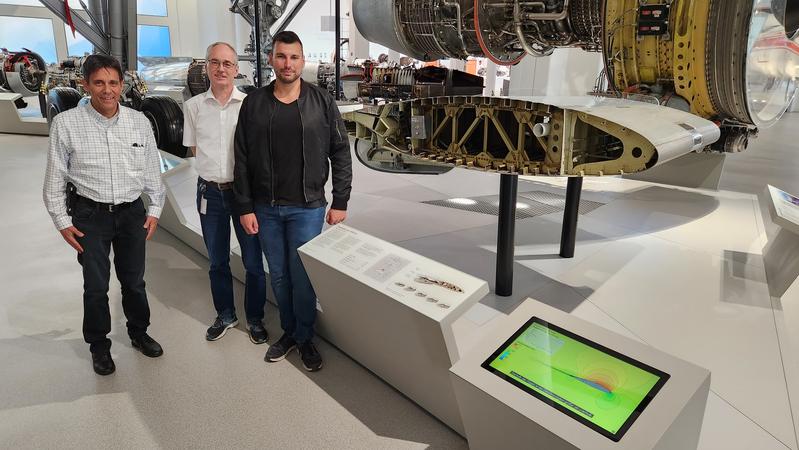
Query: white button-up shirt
xmin=182 ymin=87 xmax=247 ymax=183
xmin=43 ymin=103 xmax=166 ymax=230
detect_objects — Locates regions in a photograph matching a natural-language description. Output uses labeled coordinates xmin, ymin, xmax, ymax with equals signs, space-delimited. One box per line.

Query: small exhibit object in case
xmin=481 ymin=317 xmax=670 ymax=442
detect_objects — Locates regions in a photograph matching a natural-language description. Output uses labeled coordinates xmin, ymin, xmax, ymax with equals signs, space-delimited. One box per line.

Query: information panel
xmin=482 ymin=317 xmax=670 ymax=442
xmin=768 ymin=184 xmax=799 ymax=228
xmin=301 ymin=225 xmax=486 ymax=321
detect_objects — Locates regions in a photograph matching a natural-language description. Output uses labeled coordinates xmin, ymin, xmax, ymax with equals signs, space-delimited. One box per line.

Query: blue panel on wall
xmin=137 ymin=0 xmax=167 ymax=16
xmin=137 ymin=25 xmax=171 ymax=57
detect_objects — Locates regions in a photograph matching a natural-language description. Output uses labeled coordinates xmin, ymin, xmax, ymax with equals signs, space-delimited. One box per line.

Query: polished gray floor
xmin=0 ymin=134 xmax=466 ymax=449
xmin=2 ymin=112 xmax=799 ymax=449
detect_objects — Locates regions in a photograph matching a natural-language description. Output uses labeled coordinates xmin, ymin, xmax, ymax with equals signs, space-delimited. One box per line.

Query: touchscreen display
xmin=482 ymin=317 xmax=669 ymax=441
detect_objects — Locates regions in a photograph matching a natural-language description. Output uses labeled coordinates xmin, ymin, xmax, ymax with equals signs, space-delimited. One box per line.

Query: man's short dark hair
xmin=271 ymin=31 xmax=304 ymax=53
xmin=82 ymin=54 xmax=124 ymax=81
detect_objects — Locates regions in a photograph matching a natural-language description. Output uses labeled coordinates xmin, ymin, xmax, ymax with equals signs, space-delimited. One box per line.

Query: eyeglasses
xmin=208 ymin=59 xmax=236 ymax=69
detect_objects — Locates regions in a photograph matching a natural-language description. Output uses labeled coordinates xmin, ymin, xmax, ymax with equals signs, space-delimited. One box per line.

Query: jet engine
xmin=354 ymin=0 xmax=799 ymax=153
xmin=0 ymin=49 xmax=47 ymax=98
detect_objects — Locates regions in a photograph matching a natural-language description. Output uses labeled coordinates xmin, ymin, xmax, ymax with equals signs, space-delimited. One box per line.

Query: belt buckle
xmin=108 ymin=204 xmax=114 ymax=213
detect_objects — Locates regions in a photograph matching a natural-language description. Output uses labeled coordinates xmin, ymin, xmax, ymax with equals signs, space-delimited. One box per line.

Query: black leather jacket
xmin=233 ymin=79 xmax=352 ymax=215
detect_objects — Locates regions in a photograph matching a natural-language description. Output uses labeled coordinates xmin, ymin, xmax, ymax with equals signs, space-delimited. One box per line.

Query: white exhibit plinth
xmin=450 ymin=298 xmax=711 ymax=450
xmin=763 ymin=185 xmax=799 ymax=297
xmin=0 ymin=93 xmax=48 ymax=136
xmin=298 ymin=224 xmax=489 ymax=434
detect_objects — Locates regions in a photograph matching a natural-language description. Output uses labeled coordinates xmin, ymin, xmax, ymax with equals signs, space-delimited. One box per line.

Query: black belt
xmin=76 ymin=194 xmax=136 ymax=213
xmin=200 ymin=177 xmax=234 ymax=191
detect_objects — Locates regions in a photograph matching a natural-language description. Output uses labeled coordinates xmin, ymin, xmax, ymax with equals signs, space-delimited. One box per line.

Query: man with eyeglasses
xmin=234 ymin=31 xmax=352 ymax=372
xmin=182 ymin=42 xmax=268 ymax=344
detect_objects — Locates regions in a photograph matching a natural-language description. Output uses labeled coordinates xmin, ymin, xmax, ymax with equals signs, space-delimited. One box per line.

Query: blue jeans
xmin=198 ymin=179 xmax=267 ymax=324
xmin=254 ymin=204 xmax=325 ymax=343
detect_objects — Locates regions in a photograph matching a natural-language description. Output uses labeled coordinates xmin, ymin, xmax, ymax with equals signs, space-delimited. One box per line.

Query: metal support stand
xmin=559 ymin=176 xmax=583 ymax=258
xmin=334 ymin=0 xmax=341 ymax=100
xmin=496 ymin=174 xmax=518 ymax=296
xmin=254 ymin=0 xmax=263 ymax=88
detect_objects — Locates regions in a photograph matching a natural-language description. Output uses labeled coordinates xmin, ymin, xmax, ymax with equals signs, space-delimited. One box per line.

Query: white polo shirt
xmin=182 ymin=87 xmax=247 ymax=183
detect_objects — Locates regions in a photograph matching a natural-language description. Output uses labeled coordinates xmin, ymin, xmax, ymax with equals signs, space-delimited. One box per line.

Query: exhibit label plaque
xmin=301 ymin=224 xmax=487 ymax=321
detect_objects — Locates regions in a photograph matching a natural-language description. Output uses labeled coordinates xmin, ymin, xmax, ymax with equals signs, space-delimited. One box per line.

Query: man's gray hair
xmin=205 ymin=42 xmax=238 ymax=63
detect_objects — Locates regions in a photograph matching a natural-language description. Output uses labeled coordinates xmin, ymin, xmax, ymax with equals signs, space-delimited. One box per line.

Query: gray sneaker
xmin=206 ymin=316 xmax=238 ymax=341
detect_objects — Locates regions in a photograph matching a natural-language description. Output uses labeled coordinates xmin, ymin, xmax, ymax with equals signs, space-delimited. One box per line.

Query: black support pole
xmin=496 ymin=173 xmax=518 ymax=296
xmin=334 ymin=0 xmax=341 ymax=100
xmin=559 ymin=176 xmax=583 ymax=258
xmin=254 ymin=0 xmax=262 ymax=88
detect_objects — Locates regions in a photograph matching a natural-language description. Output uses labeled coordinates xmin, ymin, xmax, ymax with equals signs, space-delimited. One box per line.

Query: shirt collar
xmin=85 ymin=101 xmax=120 ymax=125
xmin=203 ymin=86 xmax=246 ymax=106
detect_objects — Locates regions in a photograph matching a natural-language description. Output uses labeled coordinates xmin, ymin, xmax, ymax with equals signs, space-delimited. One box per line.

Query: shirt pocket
xmin=123 ymin=136 xmax=148 ymax=173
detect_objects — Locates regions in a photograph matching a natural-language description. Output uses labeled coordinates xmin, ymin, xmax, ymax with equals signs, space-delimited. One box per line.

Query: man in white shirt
xmin=183 ymin=42 xmax=268 ymax=344
xmin=43 ymin=54 xmax=166 ymax=376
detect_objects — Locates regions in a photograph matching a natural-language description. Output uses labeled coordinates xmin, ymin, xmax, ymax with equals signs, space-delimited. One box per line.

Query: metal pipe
xmin=82 ymin=0 xmax=106 ymax=34
xmin=486 ymin=0 xmax=569 ymax=19
xmin=522 ymin=0 xmax=570 ymax=20
xmin=107 ymin=0 xmax=125 ymax=66
xmin=335 ymin=0 xmax=341 ymax=100
xmin=254 ymin=0 xmax=262 ymax=87
xmin=514 ymin=0 xmax=554 ymax=56
xmin=559 ymin=176 xmax=582 ymax=258
xmin=37 ymin=0 xmax=109 ymax=54
xmin=495 ymin=173 xmax=518 ymax=296
xmin=275 ymin=0 xmax=309 ymax=34
xmin=441 ymin=1 xmax=470 ymax=59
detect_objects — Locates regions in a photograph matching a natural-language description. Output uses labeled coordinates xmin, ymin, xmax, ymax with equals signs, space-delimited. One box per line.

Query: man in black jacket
xmin=233 ymin=31 xmax=352 ymax=372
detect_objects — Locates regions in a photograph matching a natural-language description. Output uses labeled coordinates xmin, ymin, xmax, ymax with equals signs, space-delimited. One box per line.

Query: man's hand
xmin=59 ymin=226 xmax=85 ymax=253
xmin=143 ymin=216 xmax=159 ymax=240
xmin=326 ymin=209 xmax=347 ymax=225
xmin=240 ymin=213 xmax=259 ymax=235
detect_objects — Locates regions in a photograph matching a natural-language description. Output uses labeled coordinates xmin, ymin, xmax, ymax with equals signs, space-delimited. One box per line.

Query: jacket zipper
xmin=298 ymin=85 xmax=308 ymax=203
xmin=268 ymin=95 xmax=276 ymax=206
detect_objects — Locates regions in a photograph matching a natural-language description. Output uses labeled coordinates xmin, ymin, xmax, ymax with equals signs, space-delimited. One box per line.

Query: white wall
xmin=172 ymin=0 xmax=247 ymax=58
xmin=508 ymin=48 xmax=603 ymax=97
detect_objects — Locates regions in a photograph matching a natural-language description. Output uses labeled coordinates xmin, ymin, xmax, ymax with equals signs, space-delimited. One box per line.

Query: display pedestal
xmin=298 ymin=225 xmax=489 ymax=435
xmin=624 ymin=152 xmax=726 ymax=190
xmin=763 ymin=185 xmax=799 ymax=297
xmin=450 ymin=299 xmax=710 ymax=450
xmin=0 ymin=93 xmax=48 ymax=136
xmin=156 ymin=152 xmax=247 ymax=281
xmin=763 ymin=229 xmax=799 ymax=297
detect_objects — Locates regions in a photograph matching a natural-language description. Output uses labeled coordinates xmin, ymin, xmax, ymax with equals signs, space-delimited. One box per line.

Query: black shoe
xmin=298 ymin=341 xmax=323 ymax=372
xmin=248 ymin=322 xmax=269 ymax=345
xmin=92 ymin=351 xmax=115 ymax=376
xmin=131 ymin=334 xmax=164 ymax=358
xmin=264 ymin=333 xmax=296 ymax=362
xmin=206 ymin=316 xmax=238 ymax=341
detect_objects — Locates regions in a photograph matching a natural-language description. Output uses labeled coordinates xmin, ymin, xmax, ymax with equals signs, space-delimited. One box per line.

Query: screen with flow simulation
xmin=482 ymin=317 xmax=670 ymax=441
